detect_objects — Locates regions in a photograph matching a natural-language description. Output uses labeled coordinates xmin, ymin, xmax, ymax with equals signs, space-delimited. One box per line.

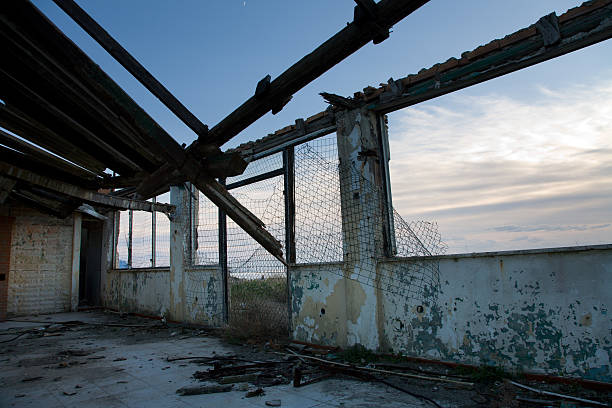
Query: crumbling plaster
xmin=290 ymin=247 xmax=612 ymax=381
xmin=290 ymin=108 xmax=612 ymax=382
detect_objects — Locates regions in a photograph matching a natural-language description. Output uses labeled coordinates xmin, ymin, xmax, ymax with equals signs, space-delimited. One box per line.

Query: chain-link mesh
xmin=295 ymin=137 xmax=343 ymax=263
xmin=191 ymin=133 xmax=446 ymax=335
xmin=196 ymin=153 xmax=288 ymax=337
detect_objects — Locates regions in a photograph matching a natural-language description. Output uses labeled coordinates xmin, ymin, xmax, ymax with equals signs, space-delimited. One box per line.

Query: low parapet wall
xmin=104 ymin=265 xmax=224 ymax=326
xmin=290 ymin=244 xmax=612 ymax=382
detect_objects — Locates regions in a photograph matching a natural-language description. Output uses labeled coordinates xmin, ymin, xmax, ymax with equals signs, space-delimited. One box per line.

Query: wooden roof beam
xmin=0 ymin=128 xmax=100 ymax=182
xmin=0 ymin=24 xmax=163 ymax=171
xmin=53 ymin=0 xmax=209 ymax=138
xmin=355 ymin=1 xmax=612 ymax=113
xmin=0 ymin=104 xmax=107 ymax=175
xmin=0 ymin=163 xmax=174 ymax=216
xmin=137 ymin=0 xmax=429 ymax=196
xmin=1 ymin=2 xmax=187 ymax=172
xmin=0 ymin=68 xmax=142 ymax=175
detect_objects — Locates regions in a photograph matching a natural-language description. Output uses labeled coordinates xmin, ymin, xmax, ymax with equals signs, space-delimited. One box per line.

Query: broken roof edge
xmin=225 ymin=108 xmax=337 ymax=158
xmin=355 ymin=0 xmax=612 ymax=106
xmin=226 ymin=0 xmax=612 ymax=159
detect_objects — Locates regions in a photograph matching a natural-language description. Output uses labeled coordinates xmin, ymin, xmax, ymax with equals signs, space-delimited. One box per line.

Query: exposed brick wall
xmin=7 ymin=206 xmax=74 ymax=316
xmin=0 ymin=216 xmax=14 ymax=320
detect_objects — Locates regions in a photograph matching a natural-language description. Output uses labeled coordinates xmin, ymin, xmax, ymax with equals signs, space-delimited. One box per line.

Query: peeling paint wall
xmin=291 ymin=108 xmax=611 ymax=382
xmin=102 ymin=184 xmax=224 ymax=326
xmin=291 ymin=246 xmax=612 ymax=382
xmin=105 ymin=269 xmax=170 ymax=317
xmin=104 ymin=265 xmax=223 ymax=326
xmin=4 ymin=206 xmax=74 ymax=316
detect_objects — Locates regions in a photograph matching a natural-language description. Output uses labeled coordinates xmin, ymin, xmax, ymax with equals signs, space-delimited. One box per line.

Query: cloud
xmin=492 ymin=224 xmax=611 ymax=233
xmin=388 ymin=77 xmax=612 ymax=253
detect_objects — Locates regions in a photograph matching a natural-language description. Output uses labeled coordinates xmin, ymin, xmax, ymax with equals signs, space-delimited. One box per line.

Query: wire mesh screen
xmin=196 ymin=152 xmax=288 ymax=337
xmin=295 ymin=136 xmax=343 ymax=263
xmin=333 ymin=159 xmax=446 ymax=299
xmin=195 ymin=193 xmax=219 ymax=265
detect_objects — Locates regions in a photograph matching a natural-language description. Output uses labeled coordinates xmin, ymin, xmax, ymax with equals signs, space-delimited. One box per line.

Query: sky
xmin=29 ymin=0 xmax=612 ymax=254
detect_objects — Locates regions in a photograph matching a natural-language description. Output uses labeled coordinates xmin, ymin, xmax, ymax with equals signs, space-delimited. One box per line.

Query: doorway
xmin=79 ymin=219 xmax=103 ymax=306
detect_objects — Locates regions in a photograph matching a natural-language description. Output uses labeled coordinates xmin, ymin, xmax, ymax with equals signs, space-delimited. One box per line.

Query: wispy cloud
xmin=388 ymin=77 xmax=612 ymax=253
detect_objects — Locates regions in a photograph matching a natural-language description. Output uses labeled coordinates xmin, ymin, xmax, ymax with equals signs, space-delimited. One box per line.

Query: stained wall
xmin=290 ymin=245 xmax=612 ymax=381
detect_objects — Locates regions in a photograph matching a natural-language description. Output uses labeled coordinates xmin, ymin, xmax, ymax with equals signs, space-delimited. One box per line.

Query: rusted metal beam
xmin=52 ymin=0 xmax=209 ymax=138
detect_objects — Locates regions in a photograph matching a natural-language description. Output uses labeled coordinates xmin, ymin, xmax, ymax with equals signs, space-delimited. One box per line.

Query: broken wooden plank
xmin=0 ymin=163 xmax=174 ymax=215
xmin=176 ymin=384 xmax=233 ymax=396
xmin=195 ymin=177 xmax=284 ymax=263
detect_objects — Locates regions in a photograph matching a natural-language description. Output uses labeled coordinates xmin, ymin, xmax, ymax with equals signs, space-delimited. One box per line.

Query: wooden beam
xmin=196 ymin=0 xmax=429 ymax=148
xmin=52 ymin=0 xmax=209 ymax=138
xmin=0 ymin=175 xmax=16 ymax=204
xmin=0 ymin=145 xmax=99 ymax=189
xmin=13 ymin=186 xmax=80 ymax=219
xmin=226 ymin=111 xmax=336 ymax=161
xmin=0 ymin=22 xmax=164 ymax=171
xmin=0 ymin=104 xmax=107 ymax=174
xmin=361 ymin=2 xmax=612 ymax=113
xmin=195 ymin=177 xmax=284 ymax=263
xmin=1 ymin=1 xmax=187 ymax=171
xmin=0 ymin=128 xmax=99 ymax=181
xmin=0 ymin=68 xmax=142 ymax=175
xmin=138 ymin=0 xmax=428 ymax=195
xmin=0 ymin=163 xmax=174 ymax=215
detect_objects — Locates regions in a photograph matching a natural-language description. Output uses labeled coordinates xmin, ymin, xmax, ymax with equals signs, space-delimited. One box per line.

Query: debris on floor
xmin=1 ymin=311 xmax=610 ymax=408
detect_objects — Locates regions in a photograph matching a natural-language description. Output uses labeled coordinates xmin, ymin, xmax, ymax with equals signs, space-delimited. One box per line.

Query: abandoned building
xmin=1 ymin=0 xmax=611 ymax=406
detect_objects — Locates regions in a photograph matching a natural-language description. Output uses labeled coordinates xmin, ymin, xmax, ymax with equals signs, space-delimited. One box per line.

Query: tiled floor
xmin=0 ymin=312 xmax=430 ymax=408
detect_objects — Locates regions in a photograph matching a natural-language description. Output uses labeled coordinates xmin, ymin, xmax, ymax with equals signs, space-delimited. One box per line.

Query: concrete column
xmin=70 ymin=213 xmax=82 ymax=312
xmin=169 ymin=184 xmax=191 ymax=321
xmin=335 ymin=108 xmax=390 ymax=348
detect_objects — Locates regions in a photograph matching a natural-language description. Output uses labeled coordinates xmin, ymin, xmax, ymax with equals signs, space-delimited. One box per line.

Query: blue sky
xmin=32 ymin=0 xmax=612 ymax=253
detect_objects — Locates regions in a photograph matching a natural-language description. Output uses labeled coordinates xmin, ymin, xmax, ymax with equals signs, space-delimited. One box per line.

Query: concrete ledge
xmin=387 ymin=243 xmax=612 ymax=262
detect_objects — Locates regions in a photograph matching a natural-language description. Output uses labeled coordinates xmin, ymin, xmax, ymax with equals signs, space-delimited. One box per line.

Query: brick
xmin=5 ymin=208 xmax=72 ymax=317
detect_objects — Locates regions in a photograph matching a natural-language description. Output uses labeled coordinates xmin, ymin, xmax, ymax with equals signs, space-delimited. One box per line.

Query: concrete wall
xmin=103 ymin=185 xmax=225 ymax=327
xmin=104 ymin=265 xmax=223 ymax=326
xmin=1 ymin=206 xmax=75 ymax=316
xmin=290 ymin=245 xmax=612 ymax=382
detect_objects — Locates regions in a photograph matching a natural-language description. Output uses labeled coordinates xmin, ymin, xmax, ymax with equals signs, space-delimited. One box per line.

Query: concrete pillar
xmin=169 ymin=184 xmax=191 ymax=321
xmin=70 ymin=213 xmax=82 ymax=312
xmin=335 ymin=108 xmax=390 ymax=348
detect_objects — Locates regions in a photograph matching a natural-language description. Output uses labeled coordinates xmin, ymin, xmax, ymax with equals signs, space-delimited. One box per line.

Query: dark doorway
xmin=79 ymin=219 xmax=103 ymax=306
